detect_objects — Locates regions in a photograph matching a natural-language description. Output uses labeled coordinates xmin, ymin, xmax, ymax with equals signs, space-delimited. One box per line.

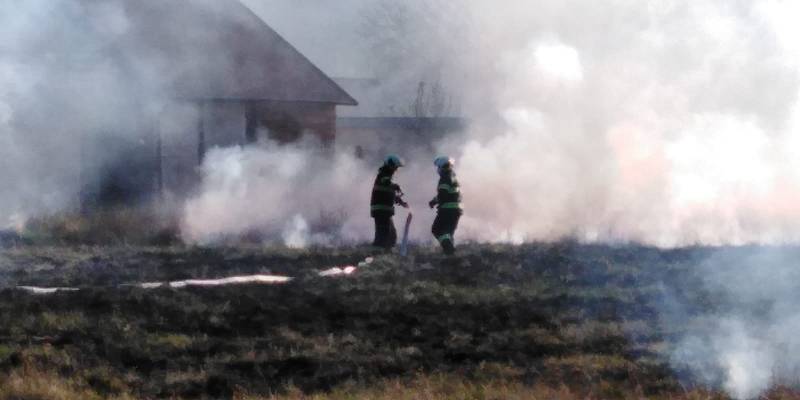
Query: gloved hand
xmin=428 ymin=199 xmax=437 ymax=209
xmin=399 ymin=199 xmax=409 ymax=208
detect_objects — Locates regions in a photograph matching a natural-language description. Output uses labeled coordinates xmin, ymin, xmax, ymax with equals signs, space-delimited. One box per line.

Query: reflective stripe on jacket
xmin=433 ymin=170 xmax=462 ymax=212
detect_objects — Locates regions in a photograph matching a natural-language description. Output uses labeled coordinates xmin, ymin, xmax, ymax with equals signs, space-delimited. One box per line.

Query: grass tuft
xmin=21 ymin=208 xmax=181 ymax=246
xmin=0 ymin=364 xmax=134 ymax=400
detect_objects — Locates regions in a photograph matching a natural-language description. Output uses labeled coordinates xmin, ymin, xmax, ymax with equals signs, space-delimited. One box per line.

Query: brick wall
xmin=248 ymin=101 xmax=336 ymax=145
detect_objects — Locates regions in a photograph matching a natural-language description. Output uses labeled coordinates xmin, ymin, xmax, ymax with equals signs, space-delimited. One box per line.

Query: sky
xmin=240 ymin=0 xmax=368 ymax=77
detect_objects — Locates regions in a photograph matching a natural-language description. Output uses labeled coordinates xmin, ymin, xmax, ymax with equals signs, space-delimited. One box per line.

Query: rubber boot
xmin=442 ymin=239 xmax=455 ymax=255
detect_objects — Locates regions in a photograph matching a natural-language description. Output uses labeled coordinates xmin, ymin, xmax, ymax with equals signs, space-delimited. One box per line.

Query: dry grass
xmin=234 ymin=372 xmax=747 ymax=400
xmin=21 ymin=208 xmax=180 ymax=246
xmin=3 ymin=368 xmax=796 ymax=400
xmin=6 ymin=243 xmax=800 ymax=399
xmin=0 ymin=364 xmax=134 ymax=400
xmin=236 ymin=373 xmax=578 ymax=400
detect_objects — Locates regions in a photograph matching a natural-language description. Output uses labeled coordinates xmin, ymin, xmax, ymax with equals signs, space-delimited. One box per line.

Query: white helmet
xmin=434 ymin=156 xmax=454 ymax=169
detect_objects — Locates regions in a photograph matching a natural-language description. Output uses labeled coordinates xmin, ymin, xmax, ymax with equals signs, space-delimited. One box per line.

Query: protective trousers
xmin=373 ymin=214 xmax=397 ymax=249
xmin=432 ymin=210 xmax=460 ymax=255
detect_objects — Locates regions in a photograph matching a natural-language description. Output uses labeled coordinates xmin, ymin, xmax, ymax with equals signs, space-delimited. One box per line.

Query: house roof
xmin=87 ymin=0 xmax=357 ymax=105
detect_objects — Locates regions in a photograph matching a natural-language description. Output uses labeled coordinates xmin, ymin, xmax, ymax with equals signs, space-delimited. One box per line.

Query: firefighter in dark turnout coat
xmin=428 ymin=156 xmax=462 ymax=255
xmin=371 ymin=155 xmax=408 ymax=249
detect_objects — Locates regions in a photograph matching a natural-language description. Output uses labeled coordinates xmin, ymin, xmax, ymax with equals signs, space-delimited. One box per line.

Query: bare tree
xmin=360 ymin=2 xmax=472 ymax=78
xmin=357 ymin=0 xmax=468 ymax=140
xmin=401 ymin=80 xmax=457 ymax=140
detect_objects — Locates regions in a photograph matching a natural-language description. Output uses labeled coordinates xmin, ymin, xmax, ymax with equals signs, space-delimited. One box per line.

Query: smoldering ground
xmin=660 ymin=246 xmax=800 ymax=399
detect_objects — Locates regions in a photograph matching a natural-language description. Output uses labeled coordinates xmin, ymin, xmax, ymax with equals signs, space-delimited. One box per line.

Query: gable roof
xmin=86 ymin=0 xmax=357 ymax=105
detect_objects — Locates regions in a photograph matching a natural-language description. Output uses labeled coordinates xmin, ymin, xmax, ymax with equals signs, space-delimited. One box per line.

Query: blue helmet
xmin=384 ymin=154 xmax=405 ymax=168
xmin=434 ymin=156 xmax=454 ymax=169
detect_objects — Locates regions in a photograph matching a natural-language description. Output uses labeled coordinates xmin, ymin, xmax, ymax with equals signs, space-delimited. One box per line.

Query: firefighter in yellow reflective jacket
xmin=370 ymin=155 xmax=408 ymax=249
xmin=428 ymin=156 xmax=462 ymax=255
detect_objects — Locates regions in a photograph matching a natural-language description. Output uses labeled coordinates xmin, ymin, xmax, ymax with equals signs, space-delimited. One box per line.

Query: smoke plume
xmin=439 ymin=1 xmax=800 ymax=247
xmin=0 ymin=0 xmax=172 ymax=226
xmin=2 ymin=1 xmax=799 ymax=249
xmin=181 ymin=138 xmax=375 ymax=245
xmin=664 ymin=247 xmax=800 ymax=399
xmin=217 ymin=0 xmax=800 ymax=248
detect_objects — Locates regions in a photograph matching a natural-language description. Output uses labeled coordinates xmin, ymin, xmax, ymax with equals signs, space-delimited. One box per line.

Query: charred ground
xmin=0 ymin=243 xmax=794 ymax=399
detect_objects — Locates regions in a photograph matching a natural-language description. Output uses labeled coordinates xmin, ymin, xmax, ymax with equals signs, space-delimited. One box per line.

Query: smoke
xmin=180 ymin=137 xmax=450 ymax=246
xmin=228 ymin=0 xmax=800 ymax=247
xmin=181 ymin=138 xmax=372 ymax=245
xmin=0 ymin=0 xmax=173 ymax=226
xmin=0 ymin=0 xmax=290 ymax=230
xmin=664 ymin=248 xmax=800 ymax=398
xmin=1 ymin=1 xmax=99 ymax=223
xmin=3 ymin=0 xmax=799 ymax=249
xmin=440 ymin=1 xmax=800 ymax=247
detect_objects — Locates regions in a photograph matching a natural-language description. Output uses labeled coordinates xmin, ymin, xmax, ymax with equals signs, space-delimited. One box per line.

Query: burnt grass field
xmin=0 ymin=242 xmax=796 ymax=399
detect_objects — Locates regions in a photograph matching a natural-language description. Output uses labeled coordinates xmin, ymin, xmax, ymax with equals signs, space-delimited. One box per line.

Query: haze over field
xmin=216 ymin=0 xmax=800 ymax=248
xmin=3 ymin=1 xmax=800 ymax=247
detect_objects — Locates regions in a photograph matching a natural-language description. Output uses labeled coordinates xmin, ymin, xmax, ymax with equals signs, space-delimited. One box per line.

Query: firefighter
xmin=428 ymin=156 xmax=462 ymax=255
xmin=370 ymin=155 xmax=408 ymax=249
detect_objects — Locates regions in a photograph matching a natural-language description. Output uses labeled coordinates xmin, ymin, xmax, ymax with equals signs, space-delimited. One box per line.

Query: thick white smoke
xmin=181 ymin=139 xmax=372 ymax=245
xmin=3 ymin=4 xmax=799 ymax=243
xmin=0 ymin=0 xmax=171 ymax=226
xmin=446 ymin=1 xmax=800 ymax=247
xmin=231 ymin=0 xmax=800 ymax=247
xmin=180 ymin=138 xmax=444 ymax=246
xmin=1 ymin=1 xmax=98 ymax=223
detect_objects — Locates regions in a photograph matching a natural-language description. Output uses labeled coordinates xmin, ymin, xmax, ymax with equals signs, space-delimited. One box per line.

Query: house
xmin=333 ymin=77 xmax=467 ymax=163
xmin=78 ymin=0 xmax=357 ymax=206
